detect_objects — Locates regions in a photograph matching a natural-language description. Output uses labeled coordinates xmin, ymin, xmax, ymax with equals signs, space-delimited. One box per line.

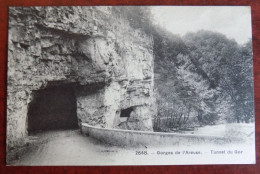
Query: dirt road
xmin=10 ymin=129 xmax=130 ymax=166
xmin=9 ymin=123 xmax=255 ymax=166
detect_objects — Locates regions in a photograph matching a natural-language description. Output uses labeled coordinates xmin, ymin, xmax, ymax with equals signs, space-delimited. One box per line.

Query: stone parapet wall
xmin=81 ymin=123 xmax=237 ymax=147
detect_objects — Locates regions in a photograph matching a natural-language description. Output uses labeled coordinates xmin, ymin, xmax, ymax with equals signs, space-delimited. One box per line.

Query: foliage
xmin=115 ymin=7 xmax=254 ymax=130
xmin=152 ymin=28 xmax=253 ymax=129
xmin=113 ymin=6 xmax=153 ymax=35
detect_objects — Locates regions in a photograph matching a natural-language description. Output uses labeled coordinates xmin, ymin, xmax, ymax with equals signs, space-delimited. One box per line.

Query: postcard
xmin=6 ymin=6 xmax=255 ymax=165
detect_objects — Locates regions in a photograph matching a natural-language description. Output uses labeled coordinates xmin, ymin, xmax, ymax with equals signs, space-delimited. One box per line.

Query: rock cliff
xmin=7 ymin=7 xmax=155 ymax=150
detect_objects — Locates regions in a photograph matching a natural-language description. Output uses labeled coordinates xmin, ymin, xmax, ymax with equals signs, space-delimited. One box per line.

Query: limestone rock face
xmin=7 ymin=7 xmax=155 ymax=149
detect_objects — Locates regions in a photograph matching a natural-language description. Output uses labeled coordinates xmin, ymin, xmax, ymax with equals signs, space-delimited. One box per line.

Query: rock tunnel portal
xmin=27 ymin=84 xmax=78 ymax=134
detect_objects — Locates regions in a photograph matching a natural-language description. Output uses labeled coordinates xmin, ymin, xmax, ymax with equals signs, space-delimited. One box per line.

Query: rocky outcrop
xmin=7 ymin=7 xmax=155 ymax=150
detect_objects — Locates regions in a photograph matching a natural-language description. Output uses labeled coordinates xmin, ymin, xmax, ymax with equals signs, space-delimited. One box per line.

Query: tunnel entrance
xmin=119 ymin=107 xmax=134 ymax=122
xmin=27 ymin=84 xmax=78 ymax=134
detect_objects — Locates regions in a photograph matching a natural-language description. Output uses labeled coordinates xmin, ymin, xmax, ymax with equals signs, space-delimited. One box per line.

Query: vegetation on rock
xmin=123 ymin=7 xmax=254 ymax=131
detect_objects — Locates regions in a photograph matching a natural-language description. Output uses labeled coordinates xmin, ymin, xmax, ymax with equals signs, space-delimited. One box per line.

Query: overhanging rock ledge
xmin=7 ymin=6 xmax=155 ymax=150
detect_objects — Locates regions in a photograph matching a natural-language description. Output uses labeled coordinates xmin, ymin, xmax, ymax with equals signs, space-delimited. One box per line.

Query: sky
xmin=151 ymin=6 xmax=252 ymax=44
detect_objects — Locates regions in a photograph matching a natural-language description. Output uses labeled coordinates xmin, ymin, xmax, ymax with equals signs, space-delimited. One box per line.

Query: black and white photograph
xmin=6 ymin=6 xmax=255 ymax=165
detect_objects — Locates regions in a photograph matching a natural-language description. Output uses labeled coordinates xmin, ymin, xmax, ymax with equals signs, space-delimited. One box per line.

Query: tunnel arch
xmin=27 ymin=83 xmax=78 ymax=134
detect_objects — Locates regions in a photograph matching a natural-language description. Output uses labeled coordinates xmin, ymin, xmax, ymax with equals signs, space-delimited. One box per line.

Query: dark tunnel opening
xmin=120 ymin=107 xmax=134 ymax=118
xmin=27 ymin=84 xmax=78 ymax=134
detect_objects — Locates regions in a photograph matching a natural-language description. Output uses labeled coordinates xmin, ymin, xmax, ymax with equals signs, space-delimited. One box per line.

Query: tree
xmin=153 ymin=29 xmax=254 ymax=129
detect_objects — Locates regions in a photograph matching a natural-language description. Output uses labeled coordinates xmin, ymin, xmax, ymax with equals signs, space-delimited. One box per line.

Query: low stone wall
xmin=81 ymin=123 xmax=236 ymax=147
